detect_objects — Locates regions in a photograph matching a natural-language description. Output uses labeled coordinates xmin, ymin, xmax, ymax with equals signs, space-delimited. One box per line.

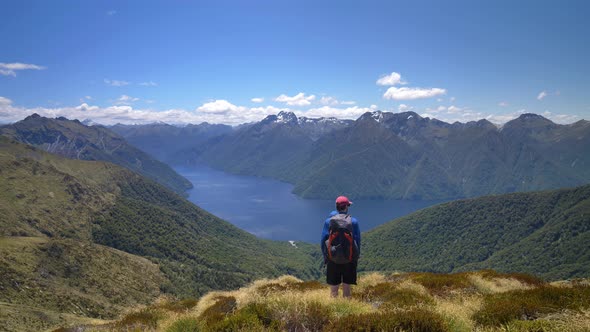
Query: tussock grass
xmin=408 ymin=272 xmax=476 ymax=296
xmin=473 ymin=284 xmax=590 ymax=326
xmin=324 ymin=308 xmax=450 ymax=332
xmin=469 ymin=274 xmax=533 ymax=294
xmin=59 ymin=270 xmax=590 ymax=332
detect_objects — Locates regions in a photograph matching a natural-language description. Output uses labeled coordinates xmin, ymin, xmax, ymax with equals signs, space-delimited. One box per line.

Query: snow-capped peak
xmin=371 ymin=111 xmax=385 ymax=122
xmin=276 ymin=111 xmax=298 ymax=124
xmin=298 ymin=116 xmax=342 ymax=125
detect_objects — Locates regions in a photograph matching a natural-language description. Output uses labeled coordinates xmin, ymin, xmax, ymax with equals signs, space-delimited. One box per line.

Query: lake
xmin=176 ymin=166 xmax=444 ymax=244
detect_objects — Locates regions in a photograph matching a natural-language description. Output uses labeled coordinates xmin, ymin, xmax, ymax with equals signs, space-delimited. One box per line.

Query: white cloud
xmin=498 ymin=101 xmax=509 ymax=107
xmin=448 ymin=105 xmax=462 ymax=113
xmin=116 ymin=94 xmax=139 ymax=105
xmin=0 ymin=96 xmax=13 ymax=105
xmin=320 ymin=96 xmax=339 ymax=105
xmin=76 ymin=103 xmax=100 ymax=112
xmin=139 ymin=81 xmax=157 ymax=86
xmin=450 ymin=97 xmax=456 ymax=102
xmin=251 ymin=97 xmax=264 ymax=103
xmin=0 ymin=62 xmax=46 ymax=76
xmin=0 ymin=97 xmax=581 ymax=128
xmin=297 ymin=106 xmax=373 ymax=119
xmin=104 ymin=79 xmax=130 ymax=87
xmin=376 ymin=72 xmax=406 ymax=86
xmin=275 ymin=92 xmax=315 ymax=106
xmin=383 ymin=87 xmax=446 ymax=100
xmin=197 ymin=99 xmax=242 ymax=114
xmin=341 ymin=101 xmax=356 ymax=105
xmin=537 ymin=91 xmax=547 ymax=100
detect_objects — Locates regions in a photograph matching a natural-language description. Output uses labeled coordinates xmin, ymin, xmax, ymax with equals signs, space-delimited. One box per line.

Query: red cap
xmin=335 ymin=196 xmax=352 ymax=207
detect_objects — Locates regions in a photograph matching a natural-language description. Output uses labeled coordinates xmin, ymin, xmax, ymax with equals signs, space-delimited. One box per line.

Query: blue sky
xmin=1 ymin=0 xmax=589 ymax=125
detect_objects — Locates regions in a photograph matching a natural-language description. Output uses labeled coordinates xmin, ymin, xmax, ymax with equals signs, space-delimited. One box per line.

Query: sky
xmin=1 ymin=0 xmax=589 ymax=125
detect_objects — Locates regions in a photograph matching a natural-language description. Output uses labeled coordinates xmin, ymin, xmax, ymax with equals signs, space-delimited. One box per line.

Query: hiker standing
xmin=321 ymin=196 xmax=360 ymax=298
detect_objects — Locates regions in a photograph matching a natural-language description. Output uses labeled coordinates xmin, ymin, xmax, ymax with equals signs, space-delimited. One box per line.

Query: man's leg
xmin=342 ymin=283 xmax=351 ymax=298
xmin=330 ymin=284 xmax=339 ymax=298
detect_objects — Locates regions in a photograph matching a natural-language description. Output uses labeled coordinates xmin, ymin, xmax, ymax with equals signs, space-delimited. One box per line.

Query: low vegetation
xmin=56 ymin=271 xmax=590 ymax=332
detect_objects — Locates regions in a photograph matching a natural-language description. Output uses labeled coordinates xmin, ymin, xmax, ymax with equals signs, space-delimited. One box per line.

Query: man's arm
xmin=320 ymin=219 xmax=330 ymax=258
xmin=352 ymin=218 xmax=361 ymax=255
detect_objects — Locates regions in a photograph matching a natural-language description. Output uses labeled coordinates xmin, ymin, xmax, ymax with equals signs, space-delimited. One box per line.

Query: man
xmin=321 ymin=196 xmax=361 ymax=298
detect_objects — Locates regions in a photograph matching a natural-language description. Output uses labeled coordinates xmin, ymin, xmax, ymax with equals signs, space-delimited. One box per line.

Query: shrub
xmin=204 ymin=302 xmax=283 ymax=332
xmin=166 ymin=317 xmax=201 ymax=332
xmin=283 ymin=301 xmax=332 ymax=332
xmin=324 ymin=308 xmax=450 ymax=332
xmin=408 ymin=272 xmax=474 ymax=296
xmin=238 ymin=302 xmax=281 ymax=328
xmin=354 ymin=282 xmax=433 ymax=308
xmin=478 ymin=269 xmax=545 ymax=286
xmin=115 ymin=308 xmax=162 ymax=329
xmin=257 ymin=280 xmax=325 ymax=294
xmin=158 ymin=298 xmax=199 ymax=313
xmin=503 ymin=319 xmax=559 ymax=332
xmin=199 ymin=296 xmax=237 ymax=325
xmin=473 ymin=285 xmax=590 ymax=326
xmin=205 ymin=313 xmax=266 ymax=331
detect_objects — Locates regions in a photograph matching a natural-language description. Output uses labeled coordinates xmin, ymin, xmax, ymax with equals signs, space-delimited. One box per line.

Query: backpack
xmin=325 ymin=214 xmax=358 ymax=264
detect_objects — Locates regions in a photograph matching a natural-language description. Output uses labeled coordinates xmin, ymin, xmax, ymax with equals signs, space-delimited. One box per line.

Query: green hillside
xmin=0 ymin=114 xmax=193 ymax=196
xmin=0 ymin=237 xmax=164 ymax=331
xmin=0 ymin=137 xmax=320 ymax=331
xmin=360 ymin=184 xmax=590 ymax=280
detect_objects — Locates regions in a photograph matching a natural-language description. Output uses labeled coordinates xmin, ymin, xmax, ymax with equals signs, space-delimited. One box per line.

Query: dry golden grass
xmin=434 ymin=295 xmax=482 ymax=332
xmin=469 ymin=274 xmax=532 ymax=294
xmin=61 ymin=271 xmax=590 ymax=332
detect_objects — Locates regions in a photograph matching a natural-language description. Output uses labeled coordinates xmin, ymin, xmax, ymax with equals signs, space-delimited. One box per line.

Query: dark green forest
xmin=360 ymin=185 xmax=590 ymax=280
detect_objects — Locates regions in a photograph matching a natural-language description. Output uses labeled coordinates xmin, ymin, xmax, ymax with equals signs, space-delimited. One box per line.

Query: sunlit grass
xmin=62 ymin=270 xmax=590 ymax=332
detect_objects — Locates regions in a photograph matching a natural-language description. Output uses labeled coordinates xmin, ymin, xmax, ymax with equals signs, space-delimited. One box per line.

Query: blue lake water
xmin=176 ymin=166 xmax=444 ymax=244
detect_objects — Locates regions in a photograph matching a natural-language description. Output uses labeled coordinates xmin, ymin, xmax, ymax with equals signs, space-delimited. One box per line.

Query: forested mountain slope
xmin=0 ymin=114 xmax=192 ymax=196
xmin=0 ymin=137 xmax=319 ymax=330
xmin=360 ymin=184 xmax=590 ymax=280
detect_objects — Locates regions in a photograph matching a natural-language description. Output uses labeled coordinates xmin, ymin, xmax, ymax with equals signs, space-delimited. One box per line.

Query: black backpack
xmin=325 ymin=214 xmax=358 ymax=264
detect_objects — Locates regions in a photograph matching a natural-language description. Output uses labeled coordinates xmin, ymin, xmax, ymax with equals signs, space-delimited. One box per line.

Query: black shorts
xmin=326 ymin=261 xmax=357 ymax=285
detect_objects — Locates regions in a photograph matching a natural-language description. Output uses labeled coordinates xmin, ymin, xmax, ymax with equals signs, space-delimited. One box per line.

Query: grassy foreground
xmin=54 ymin=271 xmax=590 ymax=332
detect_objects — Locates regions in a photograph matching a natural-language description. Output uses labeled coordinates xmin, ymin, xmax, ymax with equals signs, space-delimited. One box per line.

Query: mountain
xmin=0 ymin=114 xmax=193 ymax=196
xmin=171 ymin=111 xmax=352 ymax=182
xmin=0 ymin=137 xmax=319 ymax=330
xmin=360 ymin=184 xmax=590 ymax=280
xmin=110 ymin=122 xmax=232 ymax=162
xmin=177 ymin=111 xmax=590 ymax=200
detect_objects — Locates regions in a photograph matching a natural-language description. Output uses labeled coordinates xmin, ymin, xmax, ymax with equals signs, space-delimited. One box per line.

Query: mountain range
xmin=0 ymin=114 xmax=193 ymax=196
xmin=110 ymin=121 xmax=232 ymax=162
xmin=160 ymin=111 xmax=590 ymax=200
